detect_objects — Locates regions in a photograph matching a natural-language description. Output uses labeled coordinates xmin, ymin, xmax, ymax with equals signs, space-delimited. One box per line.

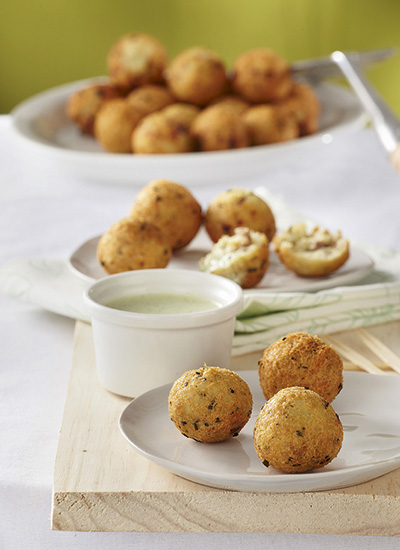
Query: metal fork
xmin=331 ymin=50 xmax=400 ymax=173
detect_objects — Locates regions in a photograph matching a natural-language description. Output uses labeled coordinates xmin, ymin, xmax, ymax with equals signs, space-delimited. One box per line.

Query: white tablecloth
xmin=1 ymin=114 xmax=400 ymax=549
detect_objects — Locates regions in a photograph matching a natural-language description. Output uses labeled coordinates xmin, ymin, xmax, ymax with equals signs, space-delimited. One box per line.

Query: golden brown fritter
xmin=253 ymin=386 xmax=343 ymax=473
xmin=168 ymin=365 xmax=253 ymax=443
xmin=258 ymin=332 xmax=344 ymax=403
xmin=232 ymin=48 xmax=293 ymax=103
xmin=126 ymin=84 xmax=174 ymax=117
xmin=190 ymin=104 xmax=250 ymax=152
xmin=209 ymin=94 xmax=250 ymax=115
xmin=107 ymin=33 xmax=168 ymax=92
xmin=276 ymin=81 xmax=320 ymax=136
xmin=131 ymin=111 xmax=195 ymax=154
xmin=162 ymin=102 xmax=201 ymax=127
xmin=94 ymin=98 xmax=142 ymax=153
xmin=204 ymin=188 xmax=276 ymax=243
xmin=67 ymin=83 xmax=120 ymax=135
xmin=242 ymin=104 xmax=299 ymax=146
xmin=97 ymin=217 xmax=172 ymax=274
xmin=130 ymin=179 xmax=202 ymax=249
xmin=199 ymin=227 xmax=269 ymax=289
xmin=166 ymin=47 xmax=228 ymax=106
xmin=273 ymin=224 xmax=350 ymax=277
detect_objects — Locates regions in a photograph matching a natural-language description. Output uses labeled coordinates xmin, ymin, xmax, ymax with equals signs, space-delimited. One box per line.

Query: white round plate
xmin=11 ymin=77 xmax=366 ymax=187
xmin=68 ymin=229 xmax=374 ymax=293
xmin=119 ymin=370 xmax=400 ymax=493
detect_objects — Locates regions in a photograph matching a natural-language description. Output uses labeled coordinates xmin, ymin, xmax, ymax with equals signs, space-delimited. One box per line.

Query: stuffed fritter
xmin=190 ymin=103 xmax=250 ymax=152
xmin=199 ymin=227 xmax=269 ymax=288
xmin=67 ymin=83 xmax=120 ymax=135
xmin=94 ymin=98 xmax=142 ymax=153
xmin=130 ymin=179 xmax=202 ymax=249
xmin=107 ymin=33 xmax=167 ymax=92
xmin=166 ymin=47 xmax=228 ymax=106
xmin=97 ymin=217 xmax=172 ymax=274
xmin=204 ymin=188 xmax=276 ymax=244
xmin=253 ymin=386 xmax=343 ymax=473
xmin=168 ymin=365 xmax=253 ymax=443
xmin=258 ymin=331 xmax=344 ymax=403
xmin=273 ymin=223 xmax=350 ymax=277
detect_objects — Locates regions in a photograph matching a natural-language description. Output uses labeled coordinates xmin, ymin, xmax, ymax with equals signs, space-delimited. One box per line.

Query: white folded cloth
xmin=1 ymin=188 xmax=399 ymax=356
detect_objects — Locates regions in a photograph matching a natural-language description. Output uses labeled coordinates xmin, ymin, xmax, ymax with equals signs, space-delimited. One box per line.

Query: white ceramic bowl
xmin=83 ymin=269 xmax=243 ymax=398
xmin=11 ymin=78 xmax=365 ymax=187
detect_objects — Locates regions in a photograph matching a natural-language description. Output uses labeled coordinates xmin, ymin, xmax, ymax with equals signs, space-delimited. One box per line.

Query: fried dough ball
xmin=97 ymin=217 xmax=172 ymax=274
xmin=131 ymin=111 xmax=195 ymax=154
xmin=130 ymin=179 xmax=202 ymax=249
xmin=233 ymin=48 xmax=293 ymax=103
xmin=126 ymin=84 xmax=174 ymax=117
xmin=273 ymin=224 xmax=350 ymax=277
xmin=210 ymin=94 xmax=250 ymax=115
xmin=166 ymin=47 xmax=228 ymax=106
xmin=94 ymin=98 xmax=142 ymax=153
xmin=205 ymin=188 xmax=276 ymax=243
xmin=168 ymin=365 xmax=253 ymax=443
xmin=191 ymin=104 xmax=250 ymax=151
xmin=258 ymin=332 xmax=344 ymax=403
xmin=67 ymin=83 xmax=120 ymax=135
xmin=253 ymin=386 xmax=343 ymax=473
xmin=162 ymin=102 xmax=201 ymax=127
xmin=199 ymin=227 xmax=269 ymax=288
xmin=277 ymin=81 xmax=320 ymax=136
xmin=243 ymin=104 xmax=299 ymax=146
xmin=107 ymin=33 xmax=168 ymax=92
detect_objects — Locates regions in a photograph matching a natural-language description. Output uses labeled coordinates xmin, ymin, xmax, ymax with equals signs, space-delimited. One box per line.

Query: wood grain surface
xmin=52 ymin=320 xmax=400 ymax=534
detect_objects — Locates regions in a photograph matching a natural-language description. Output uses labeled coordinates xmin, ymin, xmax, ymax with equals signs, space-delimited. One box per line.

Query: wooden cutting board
xmin=52 ymin=320 xmax=400 ymax=535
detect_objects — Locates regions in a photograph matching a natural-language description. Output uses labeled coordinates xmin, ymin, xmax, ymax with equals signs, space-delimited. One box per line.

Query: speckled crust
xmin=130 ymin=179 xmax=202 ymax=250
xmin=276 ymin=81 xmax=320 ymax=136
xmin=273 ymin=224 xmax=350 ymax=277
xmin=67 ymin=84 xmax=120 ymax=135
xmin=191 ymin=104 xmax=250 ymax=152
xmin=253 ymin=386 xmax=343 ymax=473
xmin=232 ymin=49 xmax=293 ymax=103
xmin=166 ymin=47 xmax=228 ymax=106
xmin=97 ymin=217 xmax=172 ymax=274
xmin=131 ymin=111 xmax=195 ymax=154
xmin=204 ymin=188 xmax=276 ymax=243
xmin=258 ymin=332 xmax=344 ymax=403
xmin=242 ymin=104 xmax=299 ymax=146
xmin=94 ymin=98 xmax=142 ymax=153
xmin=126 ymin=85 xmax=174 ymax=117
xmin=199 ymin=227 xmax=269 ymax=288
xmin=107 ymin=33 xmax=167 ymax=92
xmin=168 ymin=365 xmax=253 ymax=443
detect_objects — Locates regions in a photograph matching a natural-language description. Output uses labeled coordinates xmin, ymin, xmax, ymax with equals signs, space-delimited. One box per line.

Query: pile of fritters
xmin=67 ymin=32 xmax=320 ymax=154
xmin=168 ymin=332 xmax=345 ymax=474
xmin=97 ymin=181 xmax=349 ymax=286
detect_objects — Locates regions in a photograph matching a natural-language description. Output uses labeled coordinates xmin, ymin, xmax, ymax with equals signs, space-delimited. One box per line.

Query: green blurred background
xmin=1 ymin=0 xmax=400 ymax=114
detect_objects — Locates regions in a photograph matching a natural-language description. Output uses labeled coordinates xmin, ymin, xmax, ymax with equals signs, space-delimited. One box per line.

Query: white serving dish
xmin=69 ymin=229 xmax=374 ymax=292
xmin=83 ymin=269 xmax=242 ymax=398
xmin=11 ymin=78 xmax=366 ymax=187
xmin=119 ymin=370 xmax=400 ymax=493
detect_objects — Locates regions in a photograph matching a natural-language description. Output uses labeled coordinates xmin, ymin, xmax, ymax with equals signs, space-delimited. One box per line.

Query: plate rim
xmin=67 ymin=233 xmax=375 ymax=294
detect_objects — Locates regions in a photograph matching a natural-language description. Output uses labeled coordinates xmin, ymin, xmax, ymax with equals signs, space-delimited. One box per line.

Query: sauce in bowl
xmin=106 ymin=292 xmax=218 ymax=314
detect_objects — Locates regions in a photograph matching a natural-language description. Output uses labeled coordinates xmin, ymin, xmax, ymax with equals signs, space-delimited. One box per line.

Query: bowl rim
xmin=83 ymin=268 xmax=243 ymax=328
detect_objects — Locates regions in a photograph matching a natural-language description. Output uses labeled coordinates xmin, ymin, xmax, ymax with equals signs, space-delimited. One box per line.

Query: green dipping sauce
xmin=106 ymin=292 xmax=218 ymax=314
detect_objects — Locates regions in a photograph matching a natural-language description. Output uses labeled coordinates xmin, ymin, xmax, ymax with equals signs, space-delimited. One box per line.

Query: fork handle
xmin=331 ymin=50 xmax=400 ymax=172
